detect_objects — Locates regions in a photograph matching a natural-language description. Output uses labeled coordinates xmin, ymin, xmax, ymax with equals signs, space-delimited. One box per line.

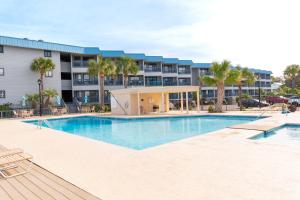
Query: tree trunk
xmin=292 ymin=78 xmax=296 ymax=90
xmin=215 ymin=83 xmax=224 ymax=112
xmin=40 ymin=73 xmax=44 ymax=111
xmin=124 ymin=75 xmax=128 ymax=88
xmin=238 ymin=84 xmax=242 ymax=111
xmin=99 ymin=74 xmax=105 ymax=109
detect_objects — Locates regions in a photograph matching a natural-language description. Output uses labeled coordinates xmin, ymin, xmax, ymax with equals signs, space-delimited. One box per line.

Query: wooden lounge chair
xmin=0 ymin=148 xmax=33 ymax=179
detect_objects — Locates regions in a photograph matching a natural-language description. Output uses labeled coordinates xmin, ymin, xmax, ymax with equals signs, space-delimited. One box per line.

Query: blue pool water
xmin=26 ymin=115 xmax=257 ymax=150
xmin=251 ymin=124 xmax=300 ymax=146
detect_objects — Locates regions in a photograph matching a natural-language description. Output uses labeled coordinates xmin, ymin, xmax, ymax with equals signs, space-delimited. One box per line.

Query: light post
xmin=37 ymin=79 xmax=42 ymax=116
xmin=257 ymin=75 xmax=261 ymax=109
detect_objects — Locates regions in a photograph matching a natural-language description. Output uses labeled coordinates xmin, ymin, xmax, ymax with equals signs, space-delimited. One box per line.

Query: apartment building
xmin=0 ymin=36 xmax=272 ymax=106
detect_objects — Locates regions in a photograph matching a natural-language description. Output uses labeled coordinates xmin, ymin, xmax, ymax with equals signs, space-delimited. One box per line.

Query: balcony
xmin=104 ymin=79 xmax=123 ymax=86
xmin=76 ymin=96 xmax=99 ymax=103
xmin=162 ymin=67 xmax=177 ymax=73
xmin=200 ymin=71 xmax=213 ymax=76
xmin=163 ymin=77 xmax=177 ymax=86
xmin=145 ymin=80 xmax=162 ymax=86
xmin=144 ymin=65 xmax=161 ymax=72
xmin=178 ymin=78 xmax=191 ymax=86
xmin=72 ymin=60 xmax=93 ymax=67
xmin=129 ymin=80 xmax=144 ymax=86
xmin=178 ymin=66 xmax=191 ymax=75
xmin=73 ymin=79 xmax=98 ymax=86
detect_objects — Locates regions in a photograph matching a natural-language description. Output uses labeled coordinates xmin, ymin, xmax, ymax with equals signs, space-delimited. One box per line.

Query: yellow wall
xmin=112 ymin=92 xmax=171 ymax=115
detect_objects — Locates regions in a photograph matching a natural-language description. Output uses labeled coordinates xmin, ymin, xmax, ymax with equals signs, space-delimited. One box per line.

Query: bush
xmin=208 ymin=105 xmax=215 ymax=113
xmin=0 ymin=103 xmax=11 ymax=111
xmin=94 ymin=104 xmax=101 ymax=112
xmin=102 ymin=105 xmax=111 ymax=112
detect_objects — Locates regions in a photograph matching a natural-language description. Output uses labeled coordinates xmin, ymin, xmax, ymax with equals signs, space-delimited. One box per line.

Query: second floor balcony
xmin=129 ymin=80 xmax=144 ymax=86
xmin=178 ymin=78 xmax=191 ymax=86
xmin=178 ymin=66 xmax=191 ymax=74
xmin=73 ymin=79 xmax=98 ymax=86
xmin=144 ymin=65 xmax=161 ymax=72
xmin=73 ymin=60 xmax=92 ymax=67
xmin=145 ymin=77 xmax=162 ymax=86
xmin=104 ymin=79 xmax=123 ymax=86
xmin=162 ymin=67 xmax=177 ymax=73
xmin=163 ymin=77 xmax=177 ymax=86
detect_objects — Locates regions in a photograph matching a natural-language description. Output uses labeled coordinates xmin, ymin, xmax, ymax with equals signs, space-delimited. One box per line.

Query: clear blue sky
xmin=1 ymin=0 xmax=300 ymax=75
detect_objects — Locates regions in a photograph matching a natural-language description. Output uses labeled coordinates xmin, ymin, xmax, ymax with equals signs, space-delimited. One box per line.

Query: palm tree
xmin=115 ymin=56 xmax=139 ymax=88
xmin=284 ymin=64 xmax=300 ymax=89
xmin=43 ymin=88 xmax=58 ymax=107
xmin=88 ymin=55 xmax=116 ymax=108
xmin=230 ymin=66 xmax=255 ymax=111
xmin=31 ymin=57 xmax=55 ymax=95
xmin=201 ymin=60 xmax=235 ymax=112
xmin=26 ymin=94 xmax=40 ymax=109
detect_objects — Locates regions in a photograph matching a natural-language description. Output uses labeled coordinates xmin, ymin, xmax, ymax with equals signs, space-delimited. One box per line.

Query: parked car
xmin=266 ymin=96 xmax=288 ymax=105
xmin=241 ymin=99 xmax=270 ymax=108
xmin=288 ymin=96 xmax=300 ymax=106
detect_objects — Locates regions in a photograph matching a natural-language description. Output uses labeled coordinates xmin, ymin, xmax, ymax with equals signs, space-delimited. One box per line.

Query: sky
xmin=1 ymin=0 xmax=300 ymax=76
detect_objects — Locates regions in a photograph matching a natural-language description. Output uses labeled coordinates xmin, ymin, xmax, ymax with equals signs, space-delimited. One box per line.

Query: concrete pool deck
xmin=0 ymin=111 xmax=300 ymax=200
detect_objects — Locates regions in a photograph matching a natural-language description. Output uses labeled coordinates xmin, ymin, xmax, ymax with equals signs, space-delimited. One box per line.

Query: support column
xmin=137 ymin=92 xmax=140 ymax=115
xmin=180 ymin=92 xmax=183 ymax=112
xmin=161 ymin=92 xmax=165 ymax=113
xmin=196 ymin=91 xmax=200 ymax=112
xmin=186 ymin=91 xmax=189 ymax=113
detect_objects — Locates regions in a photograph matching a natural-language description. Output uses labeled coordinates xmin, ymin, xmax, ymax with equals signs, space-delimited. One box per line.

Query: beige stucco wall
xmin=111 ymin=93 xmax=131 ymax=115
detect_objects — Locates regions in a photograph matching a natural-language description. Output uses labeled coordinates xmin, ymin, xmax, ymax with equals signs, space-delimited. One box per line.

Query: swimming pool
xmin=251 ymin=124 xmax=300 ymax=146
xmin=26 ymin=115 xmax=258 ymax=150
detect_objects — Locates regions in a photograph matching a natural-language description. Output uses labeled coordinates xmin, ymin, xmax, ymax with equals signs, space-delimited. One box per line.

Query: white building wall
xmin=0 ymin=46 xmax=61 ymax=104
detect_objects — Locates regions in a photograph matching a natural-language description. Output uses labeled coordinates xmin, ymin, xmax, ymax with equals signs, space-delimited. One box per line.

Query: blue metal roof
xmin=249 ymin=68 xmax=272 ymax=74
xmin=144 ymin=56 xmax=163 ymax=62
xmin=163 ymin=58 xmax=179 ymax=64
xmin=126 ymin=53 xmax=146 ymax=60
xmin=100 ymin=50 xmax=125 ymax=58
xmin=192 ymin=63 xmax=211 ymax=69
xmin=178 ymin=60 xmax=193 ymax=65
xmin=1 ymin=35 xmax=272 ymax=74
xmin=0 ymin=36 xmax=100 ymax=55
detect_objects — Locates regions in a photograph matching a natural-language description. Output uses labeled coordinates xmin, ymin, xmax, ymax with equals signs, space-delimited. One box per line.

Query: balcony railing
xmin=129 ymin=80 xmax=144 ymax=86
xmin=200 ymin=72 xmax=213 ymax=76
xmin=162 ymin=67 xmax=177 ymax=73
xmin=163 ymin=81 xmax=177 ymax=86
xmin=178 ymin=69 xmax=191 ymax=74
xmin=73 ymin=79 xmax=98 ymax=86
xmin=104 ymin=80 xmax=123 ymax=86
xmin=145 ymin=80 xmax=162 ymax=86
xmin=144 ymin=66 xmax=161 ymax=72
xmin=178 ymin=79 xmax=191 ymax=86
xmin=75 ymin=96 xmax=99 ymax=103
xmin=72 ymin=60 xmax=93 ymax=67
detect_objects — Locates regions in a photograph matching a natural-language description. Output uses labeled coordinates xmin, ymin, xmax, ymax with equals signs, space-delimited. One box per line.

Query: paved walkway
xmin=0 ymin=111 xmax=300 ymax=200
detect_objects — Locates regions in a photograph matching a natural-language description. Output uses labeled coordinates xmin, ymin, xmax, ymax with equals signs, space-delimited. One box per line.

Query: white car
xmin=288 ymin=96 xmax=300 ymax=106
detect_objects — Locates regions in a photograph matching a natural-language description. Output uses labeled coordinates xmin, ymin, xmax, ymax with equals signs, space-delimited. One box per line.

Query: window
xmin=44 ymin=50 xmax=52 ymax=57
xmin=45 ymin=70 xmax=53 ymax=77
xmin=0 ymin=68 xmax=4 ymax=76
xmin=0 ymin=45 xmax=3 ymax=53
xmin=0 ymin=90 xmax=5 ymax=98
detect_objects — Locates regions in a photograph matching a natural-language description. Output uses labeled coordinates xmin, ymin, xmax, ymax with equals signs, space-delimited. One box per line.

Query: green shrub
xmin=208 ymin=105 xmax=215 ymax=113
xmin=102 ymin=105 xmax=111 ymax=112
xmin=0 ymin=103 xmax=11 ymax=111
xmin=94 ymin=104 xmax=101 ymax=112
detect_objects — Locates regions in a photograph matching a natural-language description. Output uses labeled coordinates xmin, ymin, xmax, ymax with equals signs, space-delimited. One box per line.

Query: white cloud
xmin=1 ymin=0 xmax=299 ymax=75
